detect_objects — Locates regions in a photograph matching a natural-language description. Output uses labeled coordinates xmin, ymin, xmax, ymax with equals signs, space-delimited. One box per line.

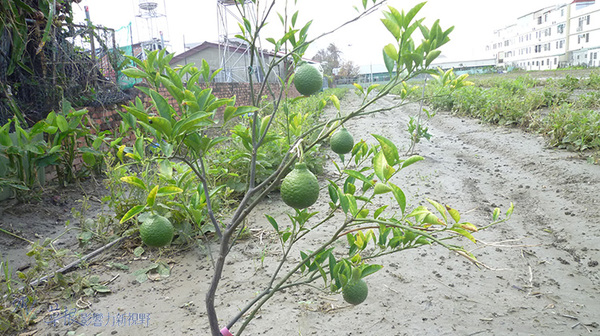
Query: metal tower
xmin=216 ymin=0 xmax=267 ymax=82
xmin=135 ymin=0 xmax=169 ymax=52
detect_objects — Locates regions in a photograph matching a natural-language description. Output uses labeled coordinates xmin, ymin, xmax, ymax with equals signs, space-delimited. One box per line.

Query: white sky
xmin=73 ymin=0 xmax=565 ymax=67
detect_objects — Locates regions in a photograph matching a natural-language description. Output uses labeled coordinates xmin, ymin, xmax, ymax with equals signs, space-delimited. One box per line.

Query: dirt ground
xmin=3 ymin=90 xmax=600 ymax=336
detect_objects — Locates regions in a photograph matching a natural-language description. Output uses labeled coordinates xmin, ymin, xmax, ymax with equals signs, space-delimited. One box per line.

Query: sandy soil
xmin=5 ymin=91 xmax=600 ymax=336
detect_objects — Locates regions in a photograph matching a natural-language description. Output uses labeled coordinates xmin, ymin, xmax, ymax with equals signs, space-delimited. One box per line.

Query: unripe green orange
xmin=280 ymin=163 xmax=320 ymax=209
xmin=342 ymin=279 xmax=369 ymax=305
xmin=139 ymin=214 xmax=174 ymax=248
xmin=330 ymin=127 xmax=354 ymax=154
xmin=294 ymin=64 xmax=323 ymax=96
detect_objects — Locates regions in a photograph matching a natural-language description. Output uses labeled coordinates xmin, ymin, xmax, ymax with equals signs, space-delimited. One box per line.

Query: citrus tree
xmin=115 ymin=1 xmax=513 ymax=335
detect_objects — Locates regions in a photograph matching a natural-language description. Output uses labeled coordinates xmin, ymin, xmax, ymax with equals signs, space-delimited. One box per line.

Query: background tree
xmin=338 ymin=60 xmax=360 ymax=77
xmin=312 ymin=42 xmax=343 ymax=76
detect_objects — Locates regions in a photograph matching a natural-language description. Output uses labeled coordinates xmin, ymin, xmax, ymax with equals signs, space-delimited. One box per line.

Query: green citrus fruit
xmin=294 ymin=64 xmax=323 ymax=96
xmin=342 ymin=279 xmax=369 ymax=305
xmin=330 ymin=128 xmax=354 ymax=154
xmin=139 ymin=214 xmax=174 ymax=248
xmin=280 ymin=162 xmax=320 ymax=209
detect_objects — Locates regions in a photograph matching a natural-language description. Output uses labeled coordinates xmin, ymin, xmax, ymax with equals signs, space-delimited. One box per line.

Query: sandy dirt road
xmin=26 ymin=91 xmax=600 ymax=336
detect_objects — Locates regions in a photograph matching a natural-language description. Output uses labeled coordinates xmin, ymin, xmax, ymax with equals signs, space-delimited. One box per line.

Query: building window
xmin=558 ymin=24 xmax=565 ymax=34
xmin=578 ymin=33 xmax=590 ymax=44
xmin=561 ymin=8 xmax=565 ymax=16
xmin=578 ymin=15 xmax=590 ymax=29
xmin=554 ymin=58 xmax=557 ymax=65
xmin=538 ymin=16 xmax=542 ymax=25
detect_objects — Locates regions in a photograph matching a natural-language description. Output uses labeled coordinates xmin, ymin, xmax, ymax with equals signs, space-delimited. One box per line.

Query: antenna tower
xmin=216 ymin=0 xmax=267 ymax=82
xmin=135 ymin=0 xmax=169 ymax=52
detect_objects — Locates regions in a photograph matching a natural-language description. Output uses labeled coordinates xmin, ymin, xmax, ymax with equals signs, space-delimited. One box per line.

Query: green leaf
xmin=374 ymin=205 xmax=388 ymax=219
xmin=343 ymin=169 xmax=369 ymax=183
xmin=381 ymin=18 xmax=400 ymax=40
xmin=422 ymin=213 xmax=442 ymax=225
xmin=426 ymin=50 xmax=442 ymax=67
xmin=401 ymin=155 xmax=424 ymax=169
xmin=383 ymin=43 xmax=399 ymax=62
xmin=372 ymin=151 xmax=387 ymax=182
xmin=265 ymin=214 xmax=278 ymax=231
xmin=389 ymin=183 xmax=406 ymax=215
xmin=150 ymin=90 xmax=173 ymax=122
xmin=447 ymin=206 xmax=461 ymax=223
xmin=328 ymin=183 xmax=339 ymax=204
xmin=133 ymin=246 xmax=145 ymax=257
xmin=506 ymin=202 xmax=514 ymax=217
xmin=157 ymin=263 xmax=170 ymax=277
xmin=347 ymin=194 xmax=358 ymax=217
xmin=353 ymin=83 xmax=364 ymax=93
xmin=373 ymin=182 xmax=392 ymax=195
xmin=360 ymin=264 xmax=383 ymax=278
xmin=148 ymin=116 xmax=173 ymax=137
xmin=372 ymin=134 xmax=400 ymax=166
xmin=56 ymin=115 xmax=69 ymax=132
xmin=108 ymin=262 xmax=129 ymax=270
xmin=171 ymin=111 xmax=214 ymax=138
xmin=492 ymin=208 xmax=500 ymax=221
xmin=120 ymin=176 xmax=147 ymax=190
xmin=330 ymin=95 xmax=341 ymax=111
xmin=120 ymin=205 xmax=146 ymax=223
xmin=404 ymin=2 xmax=426 ymax=29
xmin=339 ymin=193 xmax=350 ymax=214
xmin=427 ymin=198 xmax=448 ymax=223
xmin=157 ymin=186 xmax=183 ymax=197
xmin=383 ymin=48 xmax=395 ymax=75
xmin=450 ymin=226 xmax=476 ymax=244
xmin=82 ymin=152 xmax=96 ymax=166
xmin=135 ymin=273 xmax=148 ymax=283
xmin=300 ymin=251 xmax=310 ymax=273
xmin=93 ymin=285 xmax=111 ymax=293
xmin=122 ymin=67 xmax=149 ymax=79
xmin=146 ymin=185 xmax=159 ymax=207
xmin=224 ymin=106 xmax=258 ymax=124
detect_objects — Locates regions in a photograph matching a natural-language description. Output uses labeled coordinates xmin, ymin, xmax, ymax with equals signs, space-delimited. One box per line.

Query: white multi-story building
xmin=487 ymin=0 xmax=600 ymax=70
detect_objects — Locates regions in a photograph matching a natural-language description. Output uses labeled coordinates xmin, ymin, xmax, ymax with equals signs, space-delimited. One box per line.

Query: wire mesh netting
xmin=0 ymin=21 xmax=138 ymax=127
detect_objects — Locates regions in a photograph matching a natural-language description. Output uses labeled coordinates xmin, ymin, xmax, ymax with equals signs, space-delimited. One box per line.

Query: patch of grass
xmin=419 ymin=73 xmax=600 ymax=156
xmin=541 ymin=106 xmax=600 ymax=151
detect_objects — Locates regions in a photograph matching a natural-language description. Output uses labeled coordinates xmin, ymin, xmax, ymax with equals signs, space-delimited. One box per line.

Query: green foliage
xmin=420 ymin=73 xmax=600 ymax=153
xmin=0 ymin=100 xmax=105 ymax=199
xmin=0 ymin=1 xmax=519 ymax=336
xmin=541 ymin=106 xmax=600 ymax=151
xmin=0 ymin=117 xmax=46 ymax=197
xmin=109 ymin=49 xmax=348 ymax=242
xmin=266 ymin=134 xmax=513 ymax=307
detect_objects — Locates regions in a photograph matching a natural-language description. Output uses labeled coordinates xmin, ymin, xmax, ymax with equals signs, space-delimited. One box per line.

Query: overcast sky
xmin=73 ymin=0 xmax=565 ymax=67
